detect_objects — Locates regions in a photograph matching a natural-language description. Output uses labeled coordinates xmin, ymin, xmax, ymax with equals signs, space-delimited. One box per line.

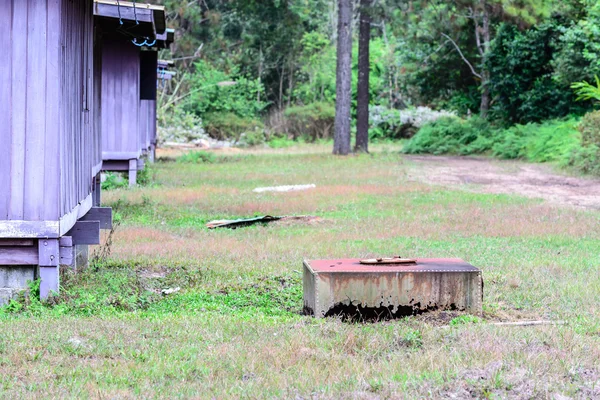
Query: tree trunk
xmin=333 ymin=0 xmax=353 ymax=155
xmin=355 ymin=0 xmax=371 ymax=153
xmin=479 ymin=0 xmax=491 ymax=118
xmin=480 ymin=71 xmax=490 ymax=118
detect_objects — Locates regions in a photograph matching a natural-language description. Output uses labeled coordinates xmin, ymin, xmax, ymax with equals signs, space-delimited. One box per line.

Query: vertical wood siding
xmin=139 ymin=100 xmax=156 ymax=151
xmin=101 ymin=38 xmax=141 ymax=160
xmin=0 ymin=0 xmax=96 ymax=234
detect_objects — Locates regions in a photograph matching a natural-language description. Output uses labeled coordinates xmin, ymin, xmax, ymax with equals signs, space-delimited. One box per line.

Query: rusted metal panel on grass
xmin=303 ymin=258 xmax=483 ymax=318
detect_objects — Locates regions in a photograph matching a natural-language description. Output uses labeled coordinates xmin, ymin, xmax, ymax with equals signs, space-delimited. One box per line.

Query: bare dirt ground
xmin=404 ymin=155 xmax=600 ymax=210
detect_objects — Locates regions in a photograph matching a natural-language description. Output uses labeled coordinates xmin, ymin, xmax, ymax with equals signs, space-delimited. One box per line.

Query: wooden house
xmin=94 ymin=0 xmax=166 ymax=185
xmin=0 ymin=0 xmax=111 ymax=302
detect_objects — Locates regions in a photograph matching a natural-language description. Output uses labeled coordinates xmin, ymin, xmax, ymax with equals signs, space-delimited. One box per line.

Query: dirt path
xmin=404 ymin=155 xmax=600 ymax=210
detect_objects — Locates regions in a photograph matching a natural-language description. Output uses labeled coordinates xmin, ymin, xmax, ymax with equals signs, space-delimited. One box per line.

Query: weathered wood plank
xmin=0 ymin=247 xmax=38 ymax=265
xmin=45 ymin=0 xmax=61 ymax=221
xmin=39 ymin=238 xmax=60 ymax=267
xmin=39 ymin=266 xmax=59 ymax=299
xmin=0 ymin=220 xmax=60 ymax=238
xmin=24 ymin=0 xmax=49 ymax=221
xmin=59 ymin=236 xmax=73 ymax=247
xmin=79 ymin=207 xmax=113 ymax=229
xmin=102 ymin=159 xmax=131 ymax=171
xmin=66 ymin=221 xmax=100 ymax=245
xmin=59 ymin=246 xmax=74 ymax=267
xmin=0 ymin=239 xmax=35 ymax=247
xmin=0 ymin=0 xmax=12 ymax=220
xmin=9 ymin=1 xmax=28 ymax=221
xmin=129 ymin=159 xmax=138 ymax=187
xmin=94 ymin=2 xmax=154 ymax=23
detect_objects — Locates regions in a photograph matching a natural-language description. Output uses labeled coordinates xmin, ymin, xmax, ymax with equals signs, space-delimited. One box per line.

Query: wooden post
xmin=38 ymin=239 xmax=60 ymax=299
xmin=128 ymin=159 xmax=137 ymax=186
xmin=93 ymin=172 xmax=102 ymax=206
xmin=149 ymin=144 xmax=156 ymax=163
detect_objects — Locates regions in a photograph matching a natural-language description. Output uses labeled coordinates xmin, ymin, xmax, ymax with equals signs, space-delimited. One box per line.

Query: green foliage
xmin=283 ymin=102 xmax=335 ymax=141
xmin=101 ymin=172 xmax=128 ymax=191
xmin=177 ymin=151 xmax=218 ymax=164
xmin=571 ymin=75 xmax=600 ymax=102
xmin=553 ymin=12 xmax=600 ymax=85
xmin=150 ymin=275 xmax=302 ymax=316
xmin=203 ymin=112 xmax=265 ymax=144
xmin=450 ymin=315 xmax=481 ymax=326
xmin=369 ymin=106 xmax=458 ymax=141
xmin=487 ymin=22 xmax=581 ymax=124
xmin=137 ymin=165 xmax=155 ymax=187
xmin=396 ymin=329 xmax=423 ymax=349
xmin=492 ymin=119 xmax=580 ymax=163
xmin=187 ymin=61 xmax=267 ymax=119
xmin=404 ymin=116 xmax=582 ymax=166
xmin=267 ymin=136 xmax=298 ymax=149
xmin=158 ymin=105 xmax=207 ymax=145
xmin=567 ymin=111 xmax=600 ymax=174
xmin=293 ymin=32 xmax=337 ymax=105
xmin=403 ymin=117 xmax=495 ymax=156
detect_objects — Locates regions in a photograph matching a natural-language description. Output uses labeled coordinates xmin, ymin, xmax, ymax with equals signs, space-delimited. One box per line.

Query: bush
xmin=187 ymin=61 xmax=266 ymax=119
xmin=487 ymin=22 xmax=585 ymax=124
xmin=492 ymin=119 xmax=580 ymax=163
xmin=101 ymin=172 xmax=128 ymax=190
xmin=370 ymin=106 xmax=457 ymax=141
xmin=158 ymin=106 xmax=208 ymax=145
xmin=203 ymin=112 xmax=265 ymax=145
xmin=404 ymin=116 xmax=581 ymax=165
xmin=402 ymin=117 xmax=495 ymax=155
xmin=283 ymin=102 xmax=335 ymax=141
xmin=176 ymin=151 xmax=217 ymax=164
xmin=566 ymin=111 xmax=600 ymax=174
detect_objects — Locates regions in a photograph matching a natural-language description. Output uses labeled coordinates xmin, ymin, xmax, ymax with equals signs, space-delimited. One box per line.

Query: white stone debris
xmin=253 ymin=184 xmax=316 ymax=193
xmin=161 ymin=287 xmax=181 ymax=295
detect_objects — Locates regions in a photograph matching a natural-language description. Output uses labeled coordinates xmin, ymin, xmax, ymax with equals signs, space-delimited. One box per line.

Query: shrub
xmin=579 ymin=110 xmax=600 ymax=147
xmin=402 ymin=117 xmax=495 ymax=155
xmin=566 ymin=111 xmax=600 ymax=174
xmin=203 ymin=112 xmax=265 ymax=145
xmin=284 ymin=102 xmax=335 ymax=141
xmin=492 ymin=119 xmax=580 ymax=163
xmin=405 ymin=115 xmax=582 ymax=166
xmin=158 ymin=106 xmax=208 ymax=145
xmin=101 ymin=172 xmax=128 ymax=190
xmin=370 ymin=106 xmax=457 ymax=141
xmin=487 ymin=22 xmax=585 ymax=124
xmin=187 ymin=61 xmax=267 ymax=119
xmin=176 ymin=151 xmax=217 ymax=164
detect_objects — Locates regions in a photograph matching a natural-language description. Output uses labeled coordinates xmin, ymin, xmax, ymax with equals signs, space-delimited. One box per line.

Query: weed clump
xmin=176 ymin=150 xmax=218 ymax=164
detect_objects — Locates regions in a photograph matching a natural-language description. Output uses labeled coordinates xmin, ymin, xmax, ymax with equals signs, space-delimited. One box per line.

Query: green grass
xmin=1 ymin=146 xmax=599 ymax=398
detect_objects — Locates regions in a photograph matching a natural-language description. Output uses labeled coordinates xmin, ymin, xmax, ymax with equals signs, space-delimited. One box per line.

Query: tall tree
xmin=333 ymin=0 xmax=353 ymax=155
xmin=355 ymin=0 xmax=372 ymax=153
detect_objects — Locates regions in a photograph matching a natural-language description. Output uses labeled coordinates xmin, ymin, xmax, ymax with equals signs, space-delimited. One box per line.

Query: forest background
xmin=154 ymin=0 xmax=600 ymax=174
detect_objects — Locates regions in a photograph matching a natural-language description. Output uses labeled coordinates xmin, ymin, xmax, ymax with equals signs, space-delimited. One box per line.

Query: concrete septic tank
xmin=303 ymin=258 xmax=483 ymax=318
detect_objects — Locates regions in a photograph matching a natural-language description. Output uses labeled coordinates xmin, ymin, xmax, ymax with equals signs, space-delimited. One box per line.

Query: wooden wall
xmin=101 ymin=37 xmax=141 ymax=161
xmin=139 ymin=100 xmax=157 ymax=152
xmin=0 ymin=0 xmax=96 ymax=238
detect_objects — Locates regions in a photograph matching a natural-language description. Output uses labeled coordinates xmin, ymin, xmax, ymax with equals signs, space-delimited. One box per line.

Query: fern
xmin=571 ymin=75 xmax=600 ymax=103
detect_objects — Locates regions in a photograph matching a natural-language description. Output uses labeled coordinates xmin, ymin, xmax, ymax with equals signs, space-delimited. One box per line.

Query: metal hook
xmin=132 ymin=0 xmax=139 ymax=25
xmin=132 ymin=38 xmax=148 ymax=47
xmin=116 ymin=0 xmax=123 ymax=24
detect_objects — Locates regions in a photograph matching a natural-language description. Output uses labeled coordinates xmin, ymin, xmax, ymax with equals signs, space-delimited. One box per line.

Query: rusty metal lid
xmin=305 ymin=258 xmax=480 ymax=273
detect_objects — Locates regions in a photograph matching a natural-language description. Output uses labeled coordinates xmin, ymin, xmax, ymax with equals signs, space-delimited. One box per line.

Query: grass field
xmin=1 ymin=146 xmax=599 ymax=399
